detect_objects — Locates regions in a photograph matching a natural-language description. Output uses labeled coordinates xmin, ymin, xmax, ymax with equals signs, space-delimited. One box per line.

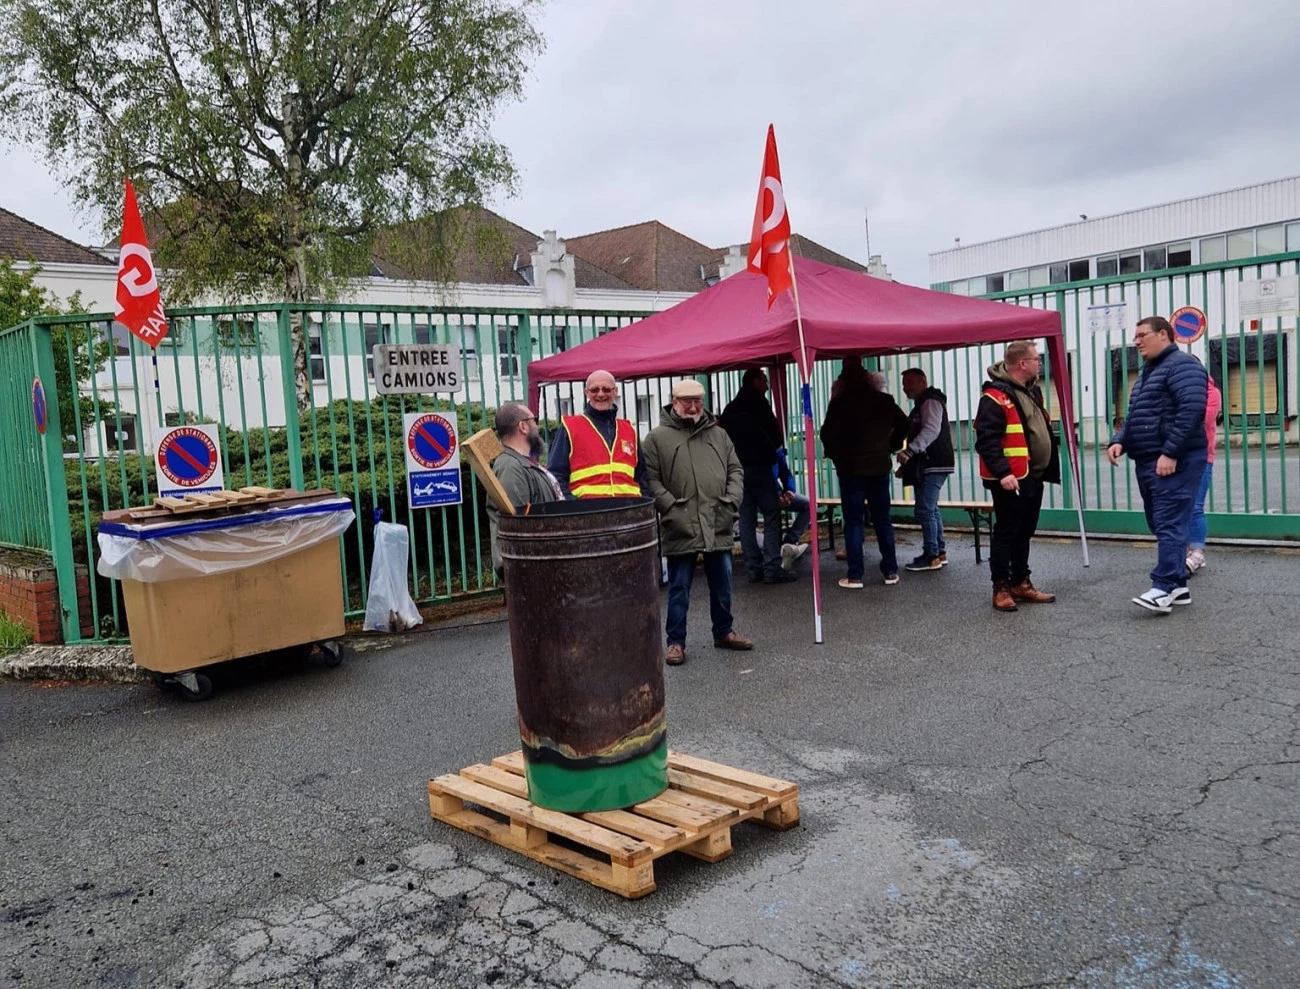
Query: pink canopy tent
xmin=527 ymin=256 xmax=1089 ymax=641
xmin=528 ymin=257 xmax=1085 ymax=528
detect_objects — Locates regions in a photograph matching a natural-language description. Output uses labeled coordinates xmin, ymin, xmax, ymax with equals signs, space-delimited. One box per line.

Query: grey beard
xmin=527 ymin=431 xmax=545 ymax=458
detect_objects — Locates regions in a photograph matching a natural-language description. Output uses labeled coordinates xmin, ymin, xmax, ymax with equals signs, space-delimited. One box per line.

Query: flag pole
xmin=786 ymin=255 xmax=823 ymax=644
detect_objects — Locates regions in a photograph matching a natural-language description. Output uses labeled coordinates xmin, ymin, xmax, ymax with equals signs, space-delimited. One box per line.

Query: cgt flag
xmin=115 ymin=178 xmax=169 ymax=347
xmin=746 ymin=124 xmax=793 ymax=308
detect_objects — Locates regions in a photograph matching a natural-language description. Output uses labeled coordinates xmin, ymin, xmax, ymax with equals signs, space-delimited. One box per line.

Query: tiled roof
xmin=563 ymin=220 xmax=720 ymax=294
xmin=713 ymin=235 xmax=869 ymax=275
xmin=0 ymin=207 xmax=112 ymax=266
xmin=372 ymin=206 xmax=636 ymax=291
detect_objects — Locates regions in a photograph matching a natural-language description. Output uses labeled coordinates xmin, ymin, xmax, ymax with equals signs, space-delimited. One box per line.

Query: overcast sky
xmin=3 ymin=0 xmax=1299 ymax=286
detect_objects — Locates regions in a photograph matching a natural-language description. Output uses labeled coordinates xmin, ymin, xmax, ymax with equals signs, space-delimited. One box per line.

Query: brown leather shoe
xmin=713 ymin=632 xmax=754 ymax=651
xmin=665 ymin=644 xmax=685 ymax=666
xmin=1010 ymin=578 xmax=1056 ymax=604
xmin=992 ymin=582 xmax=1018 ymax=612
xmin=835 ymin=549 xmax=847 ymax=561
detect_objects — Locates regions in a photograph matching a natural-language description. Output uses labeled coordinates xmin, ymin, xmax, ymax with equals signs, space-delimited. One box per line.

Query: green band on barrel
xmin=523 ymin=738 xmax=668 ymax=812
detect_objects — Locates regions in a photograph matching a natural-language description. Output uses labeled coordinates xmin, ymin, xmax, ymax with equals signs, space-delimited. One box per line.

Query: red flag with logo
xmin=747 ymin=125 xmax=793 ymax=308
xmin=115 ymin=178 xmax=169 ymax=347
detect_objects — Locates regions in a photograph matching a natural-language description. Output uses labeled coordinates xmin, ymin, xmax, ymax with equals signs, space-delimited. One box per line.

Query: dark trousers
xmin=989 ymin=475 xmax=1044 ymax=586
xmin=1135 ymin=450 xmax=1207 ymax=592
xmin=738 ymin=465 xmax=782 ymax=579
xmin=839 ymin=471 xmax=897 ymax=580
xmin=665 ymin=551 xmax=734 ymax=647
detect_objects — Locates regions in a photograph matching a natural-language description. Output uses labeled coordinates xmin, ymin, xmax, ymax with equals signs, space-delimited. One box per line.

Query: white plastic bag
xmin=363 ymin=522 xmax=423 ymax=633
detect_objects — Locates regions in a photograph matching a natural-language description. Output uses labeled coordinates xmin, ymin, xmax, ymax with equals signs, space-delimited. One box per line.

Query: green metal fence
xmin=2 ymin=304 xmax=644 ymax=643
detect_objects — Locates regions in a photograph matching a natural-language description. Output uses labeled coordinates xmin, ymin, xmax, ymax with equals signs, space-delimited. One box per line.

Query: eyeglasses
xmin=675 ymin=397 xmax=704 ymax=406
xmin=1133 ymin=330 xmax=1155 ymax=342
xmin=586 ymin=386 xmax=616 ymax=394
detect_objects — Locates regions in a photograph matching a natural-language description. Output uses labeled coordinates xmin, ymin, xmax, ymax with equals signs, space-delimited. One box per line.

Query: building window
xmin=104 ymin=414 xmax=138 ymax=453
xmin=1200 ymin=236 xmax=1226 ymax=264
xmin=413 ymin=324 xmax=433 ymax=345
xmin=1007 ymin=269 xmax=1028 ymax=291
xmin=1288 ymin=222 xmax=1300 ymax=252
xmin=1028 ymin=266 xmax=1049 ymax=288
xmin=1097 ymin=256 xmax=1119 ymax=278
xmin=558 ymin=397 xmax=573 ymax=417
xmin=1227 ymin=230 xmax=1254 ymax=260
xmin=215 ymin=316 xmax=258 ymax=349
xmin=967 ymin=275 xmax=987 ymax=295
xmin=1119 ymin=253 xmax=1142 ymax=275
xmin=949 ymin=280 xmax=969 ymax=296
xmin=456 ymin=326 xmax=480 ymax=380
xmin=552 ymin=326 xmax=568 ymax=354
xmin=308 ymin=320 xmax=326 ymax=382
xmin=1143 ymin=246 xmax=1167 ymax=271
xmin=1068 ymin=259 xmax=1090 ymax=281
xmin=636 ymin=395 xmax=651 ymax=423
xmin=102 ymin=322 xmax=132 ymax=356
xmin=498 ymin=326 xmax=520 ymax=377
xmin=1049 ymin=263 xmax=1069 ymax=285
xmin=1257 ymin=224 xmax=1285 ymax=256
xmin=363 ymin=321 xmax=392 ymax=378
xmin=986 ymin=273 xmax=1005 ymax=293
xmin=1166 ymin=242 xmax=1192 ymax=268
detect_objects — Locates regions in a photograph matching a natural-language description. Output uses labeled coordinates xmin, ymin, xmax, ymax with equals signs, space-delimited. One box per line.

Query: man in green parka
xmin=642 ymin=379 xmax=753 ymax=666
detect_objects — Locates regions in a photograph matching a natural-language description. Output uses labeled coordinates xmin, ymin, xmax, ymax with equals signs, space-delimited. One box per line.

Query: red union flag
xmin=115 ymin=178 xmax=169 ymax=347
xmin=747 ymin=124 xmax=793 ymax=308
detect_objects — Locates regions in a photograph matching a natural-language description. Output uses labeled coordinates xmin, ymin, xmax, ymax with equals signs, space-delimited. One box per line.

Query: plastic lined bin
xmin=97 ymin=496 xmax=355 ymax=699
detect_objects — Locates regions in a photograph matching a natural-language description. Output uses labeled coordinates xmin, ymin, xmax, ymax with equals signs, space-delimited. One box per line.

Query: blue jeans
xmin=1188 ymin=462 xmax=1213 ymax=549
xmin=739 ymin=465 xmax=783 ymax=579
xmin=665 ymin=551 xmax=734 ymax=647
xmin=782 ymin=492 xmax=811 ymax=545
xmin=1135 ymin=450 xmax=1208 ymax=592
xmin=839 ymin=472 xmax=897 ymax=580
xmin=914 ymin=471 xmax=949 ymax=557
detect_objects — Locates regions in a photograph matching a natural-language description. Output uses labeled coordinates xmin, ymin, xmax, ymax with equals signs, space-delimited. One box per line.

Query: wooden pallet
xmin=427 ymin=750 xmax=799 ymax=898
xmin=101 ymin=487 xmax=342 ymax=525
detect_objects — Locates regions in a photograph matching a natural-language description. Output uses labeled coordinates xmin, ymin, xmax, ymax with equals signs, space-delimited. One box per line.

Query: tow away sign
xmin=404 ymin=411 xmax=462 ymax=508
xmin=373 ymin=345 xmax=461 ymax=395
xmin=156 ymin=424 xmax=224 ymax=496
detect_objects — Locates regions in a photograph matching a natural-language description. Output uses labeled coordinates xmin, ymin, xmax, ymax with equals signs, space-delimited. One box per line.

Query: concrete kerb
xmin=0 ymin=643 xmax=146 ymax=683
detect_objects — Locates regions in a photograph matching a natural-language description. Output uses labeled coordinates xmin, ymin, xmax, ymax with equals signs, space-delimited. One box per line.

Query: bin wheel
xmin=177 ymin=673 xmax=213 ymax=702
xmin=317 ymin=640 xmax=343 ymax=668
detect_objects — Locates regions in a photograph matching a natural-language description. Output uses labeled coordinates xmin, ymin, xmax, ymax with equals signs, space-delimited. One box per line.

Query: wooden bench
xmin=815 ymin=497 xmax=995 ymax=564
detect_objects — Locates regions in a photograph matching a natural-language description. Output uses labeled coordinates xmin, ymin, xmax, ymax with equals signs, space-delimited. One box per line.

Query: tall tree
xmin=0 ymin=0 xmax=544 ymax=408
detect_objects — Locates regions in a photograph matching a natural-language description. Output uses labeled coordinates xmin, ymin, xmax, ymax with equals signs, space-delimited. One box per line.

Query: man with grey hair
xmin=487 ymin=402 xmax=562 ymax=577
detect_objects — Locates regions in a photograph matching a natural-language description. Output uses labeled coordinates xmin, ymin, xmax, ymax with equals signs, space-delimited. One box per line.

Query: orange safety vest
xmin=977 ymin=389 xmax=1030 ymax=480
xmin=563 ymin=415 xmax=641 ymax=498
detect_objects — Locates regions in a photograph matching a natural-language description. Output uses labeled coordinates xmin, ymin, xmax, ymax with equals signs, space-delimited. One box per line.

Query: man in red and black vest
xmin=974 ymin=340 xmax=1061 ymax=612
xmin=546 ymin=369 xmax=647 ymax=499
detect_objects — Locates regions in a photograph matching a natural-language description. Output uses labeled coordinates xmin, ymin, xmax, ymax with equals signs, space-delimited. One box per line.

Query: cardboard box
xmin=121 ymin=538 xmax=346 ymax=673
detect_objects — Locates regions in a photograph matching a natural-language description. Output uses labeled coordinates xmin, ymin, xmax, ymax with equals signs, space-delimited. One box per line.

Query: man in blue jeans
xmin=819 ymin=368 xmax=910 ymax=588
xmin=898 ymin=368 xmax=956 ymax=572
xmin=1107 ymin=316 xmax=1209 ymax=614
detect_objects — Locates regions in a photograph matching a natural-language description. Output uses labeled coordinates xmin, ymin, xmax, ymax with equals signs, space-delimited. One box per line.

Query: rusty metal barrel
xmin=498 ymin=496 xmax=667 ymax=812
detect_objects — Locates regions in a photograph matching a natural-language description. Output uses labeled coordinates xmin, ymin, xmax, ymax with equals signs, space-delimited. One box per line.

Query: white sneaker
xmin=1185 ymin=550 xmax=1206 ymax=575
xmin=1169 ymin=586 xmax=1191 ymax=606
xmin=781 ymin=542 xmax=809 ymax=571
xmin=1132 ymin=587 xmax=1174 ymax=614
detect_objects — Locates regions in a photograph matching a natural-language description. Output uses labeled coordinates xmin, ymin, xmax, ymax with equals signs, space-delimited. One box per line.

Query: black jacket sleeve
xmin=545 ymin=424 xmax=574 ymax=498
xmin=888 ymin=401 xmax=910 ymax=453
xmin=974 ymin=393 xmax=1011 ymax=480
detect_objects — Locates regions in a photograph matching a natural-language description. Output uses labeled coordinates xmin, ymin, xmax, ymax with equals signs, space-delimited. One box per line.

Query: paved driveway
xmin=2 ymin=537 xmax=1297 ymax=988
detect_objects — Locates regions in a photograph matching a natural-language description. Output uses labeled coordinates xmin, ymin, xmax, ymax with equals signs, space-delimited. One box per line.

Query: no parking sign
xmin=155 ymin=424 xmax=225 ymax=496
xmin=404 ymin=411 xmax=462 ymax=508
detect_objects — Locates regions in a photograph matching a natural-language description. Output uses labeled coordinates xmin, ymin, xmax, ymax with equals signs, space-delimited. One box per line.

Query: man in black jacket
xmin=721 ymin=370 xmax=796 ymax=584
xmin=974 ymin=341 xmax=1061 ymax=612
xmin=820 ymin=369 xmax=910 ymax=588
xmin=898 ymin=368 xmax=955 ymax=572
xmin=1107 ymin=316 xmax=1208 ymax=614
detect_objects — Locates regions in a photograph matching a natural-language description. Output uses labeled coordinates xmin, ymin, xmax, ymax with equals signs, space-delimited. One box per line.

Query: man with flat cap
xmin=642 ymin=378 xmax=752 ymax=665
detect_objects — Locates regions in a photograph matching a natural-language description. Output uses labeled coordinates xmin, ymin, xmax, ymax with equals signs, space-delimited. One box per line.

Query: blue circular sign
xmin=1170 ymin=306 xmax=1207 ymax=345
xmin=32 ymin=377 xmax=46 ymax=435
xmin=408 ymin=413 xmax=456 ymax=470
xmin=158 ymin=428 xmax=219 ymax=486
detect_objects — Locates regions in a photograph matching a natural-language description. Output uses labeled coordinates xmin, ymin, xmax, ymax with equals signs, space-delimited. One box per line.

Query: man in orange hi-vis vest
xmin=974 ymin=340 xmax=1061 ymax=613
xmin=546 ymin=369 xmax=647 ymax=499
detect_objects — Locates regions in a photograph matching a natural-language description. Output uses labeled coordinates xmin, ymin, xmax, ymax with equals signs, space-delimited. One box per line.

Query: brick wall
xmin=0 ymin=551 xmax=94 ymax=644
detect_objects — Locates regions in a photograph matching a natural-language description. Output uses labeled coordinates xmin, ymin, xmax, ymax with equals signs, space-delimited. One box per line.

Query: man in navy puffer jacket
xmin=1107 ymin=316 xmax=1208 ymax=613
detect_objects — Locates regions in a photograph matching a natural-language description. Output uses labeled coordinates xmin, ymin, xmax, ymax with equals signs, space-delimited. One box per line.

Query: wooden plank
xmin=181 ymin=493 xmax=225 ymax=508
xmin=153 ymin=496 xmax=207 ymax=513
xmin=210 ymin=490 xmax=257 ymax=504
xmin=667 ymin=768 xmax=767 ymax=810
xmin=238 ymin=485 xmax=281 ymax=496
xmin=654 ymin=788 xmax=743 ymax=822
xmin=667 ymin=752 xmax=798 ymax=799
xmin=431 ymin=775 xmax=652 ymax=865
xmin=491 ymin=751 xmax=527 ymax=774
xmin=629 ymin=795 xmax=716 ymax=832
xmin=580 ymin=810 xmax=685 ymax=848
xmin=462 ymin=428 xmax=515 ymax=515
xmin=461 ymin=763 xmax=529 ymax=798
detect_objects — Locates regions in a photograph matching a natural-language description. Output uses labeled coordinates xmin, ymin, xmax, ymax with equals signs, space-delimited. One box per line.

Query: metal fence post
xmin=276 ymin=305 xmax=306 ymax=491
xmin=30 ymin=320 xmax=82 ymax=642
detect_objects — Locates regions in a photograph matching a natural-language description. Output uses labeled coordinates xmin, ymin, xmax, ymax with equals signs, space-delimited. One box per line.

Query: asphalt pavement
xmin=2 ymin=534 xmax=1298 ymax=988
